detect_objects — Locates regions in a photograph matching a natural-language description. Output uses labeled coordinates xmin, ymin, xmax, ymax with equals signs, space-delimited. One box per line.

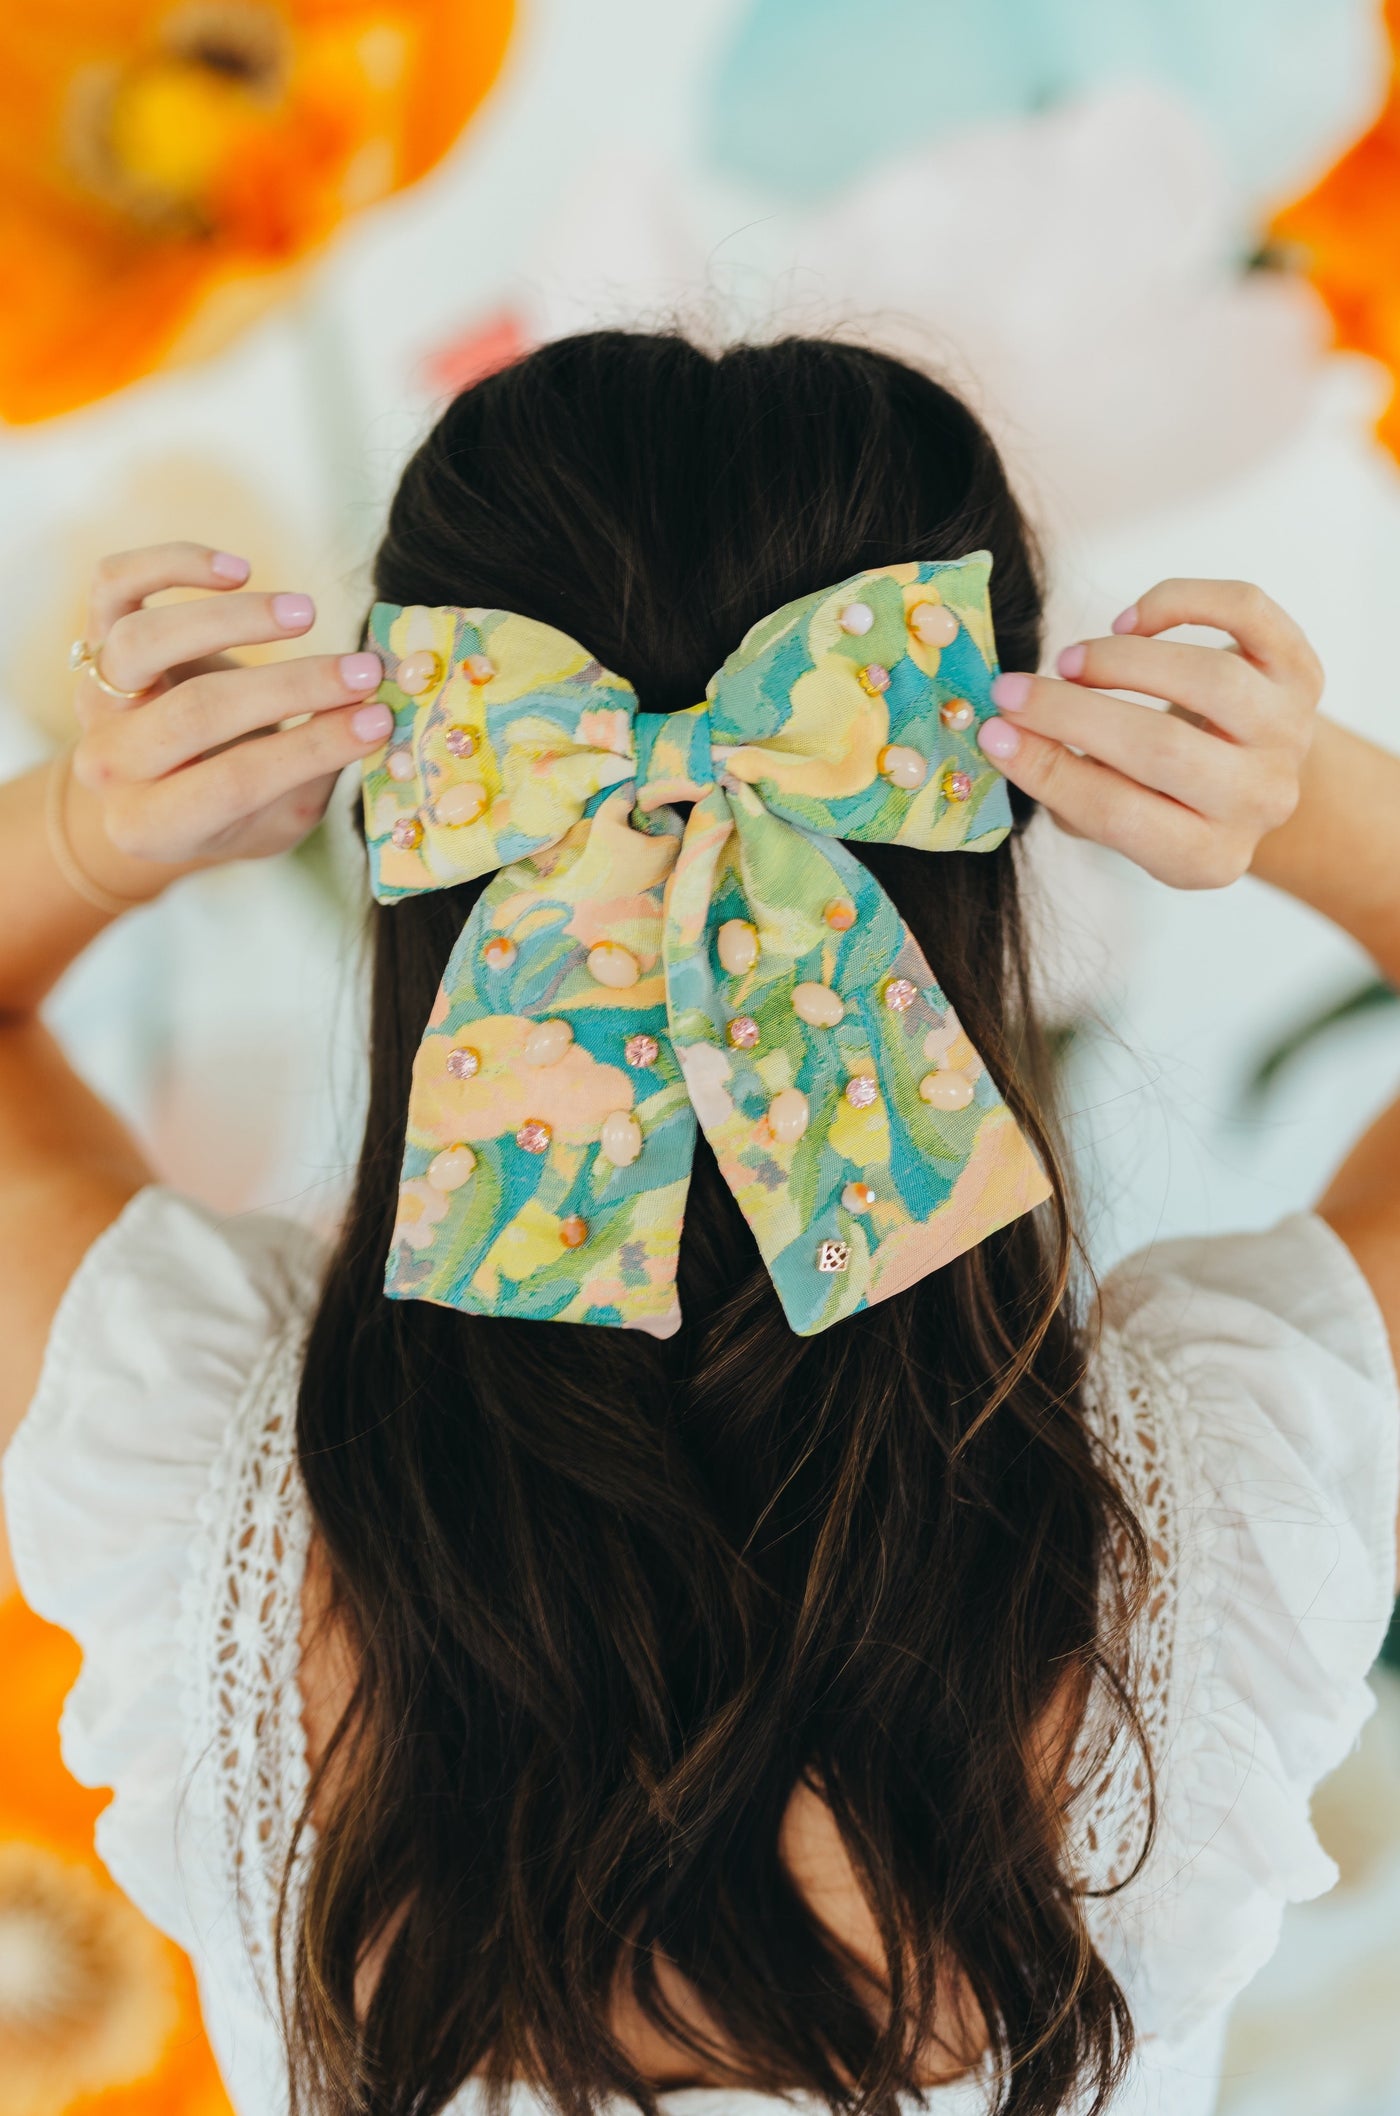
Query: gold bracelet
xmin=44 ymin=747 xmax=151 ymax=919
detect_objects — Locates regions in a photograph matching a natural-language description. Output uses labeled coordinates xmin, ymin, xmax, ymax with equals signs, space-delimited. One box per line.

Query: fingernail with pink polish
xmin=272 ymin=592 xmax=315 ymax=631
xmin=211 ymin=551 xmax=250 ymax=583
xmin=978 ymin=717 xmax=1022 ymax=762
xmin=1056 ymin=642 xmax=1086 ymax=678
xmin=990 ymin=672 xmax=1031 ymax=711
xmin=1111 ymin=604 xmax=1139 ymax=634
xmin=340 ymin=652 xmax=382 ymax=691
xmin=352 ymin=702 xmax=394 ymax=744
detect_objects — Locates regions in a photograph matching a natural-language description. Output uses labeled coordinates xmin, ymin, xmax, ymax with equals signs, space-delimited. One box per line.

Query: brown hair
xmin=290 ymin=330 xmax=1150 ymax=2116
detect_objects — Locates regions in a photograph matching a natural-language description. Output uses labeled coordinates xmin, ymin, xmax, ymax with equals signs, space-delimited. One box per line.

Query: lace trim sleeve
xmin=1077 ymin=1213 xmax=1399 ymax=2041
xmin=1071 ymin=1320 xmax=1184 ymax=1904
xmin=0 ymin=1187 xmax=325 ymax=1954
xmin=178 ymin=1330 xmax=316 ymax=1994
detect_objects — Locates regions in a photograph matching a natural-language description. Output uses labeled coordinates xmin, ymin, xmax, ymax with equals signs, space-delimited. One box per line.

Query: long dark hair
xmin=291 ymin=331 xmax=1150 ymax=2116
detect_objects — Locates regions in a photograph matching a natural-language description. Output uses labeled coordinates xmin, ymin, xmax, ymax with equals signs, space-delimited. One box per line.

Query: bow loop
xmin=363 ymin=553 xmax=1051 ymax=1340
xmin=709 ymin=555 xmax=1010 ymax=850
xmin=364 ymin=603 xmax=638 ymax=900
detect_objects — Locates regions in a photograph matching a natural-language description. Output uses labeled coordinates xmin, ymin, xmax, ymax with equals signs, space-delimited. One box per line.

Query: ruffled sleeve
xmin=1093 ymin=1209 xmax=1399 ymax=2039
xmin=1 ymin=1186 xmax=326 ymax=1950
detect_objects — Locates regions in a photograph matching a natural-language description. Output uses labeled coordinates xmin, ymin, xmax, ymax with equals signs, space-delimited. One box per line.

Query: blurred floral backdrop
xmin=1 ymin=1 xmax=1399 ymax=2110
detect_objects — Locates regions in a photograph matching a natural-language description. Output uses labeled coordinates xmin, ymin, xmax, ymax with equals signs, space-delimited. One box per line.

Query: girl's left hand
xmin=976 ymin=577 xmax=1324 ymax=890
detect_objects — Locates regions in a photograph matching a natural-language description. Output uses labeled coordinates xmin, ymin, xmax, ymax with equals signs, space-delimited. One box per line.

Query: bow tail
xmin=385 ymin=788 xmax=697 ymax=1337
xmin=664 ymin=782 xmax=1052 ymax=1335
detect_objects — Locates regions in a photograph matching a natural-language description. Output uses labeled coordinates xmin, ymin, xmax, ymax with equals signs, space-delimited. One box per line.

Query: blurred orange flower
xmin=1271 ymin=0 xmax=1400 ymax=459
xmin=0 ymin=0 xmax=515 ymax=424
xmin=0 ymin=1593 xmax=233 ymax=2115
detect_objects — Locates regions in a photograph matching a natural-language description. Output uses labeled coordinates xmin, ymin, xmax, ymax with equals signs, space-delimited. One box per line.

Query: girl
xmin=2 ymin=332 xmax=1397 ymax=2116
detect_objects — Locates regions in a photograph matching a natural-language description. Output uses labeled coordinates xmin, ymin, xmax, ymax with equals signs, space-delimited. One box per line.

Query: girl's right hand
xmin=976 ymin=577 xmax=1324 ymax=889
xmin=71 ymin=543 xmax=393 ymax=868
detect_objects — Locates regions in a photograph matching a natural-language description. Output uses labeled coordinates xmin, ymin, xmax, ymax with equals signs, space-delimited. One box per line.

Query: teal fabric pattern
xmin=362 ymin=553 xmax=1051 ymax=1338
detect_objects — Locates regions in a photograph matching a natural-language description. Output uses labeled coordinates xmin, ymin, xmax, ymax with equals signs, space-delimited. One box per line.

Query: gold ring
xmin=68 ymin=637 xmax=152 ymax=702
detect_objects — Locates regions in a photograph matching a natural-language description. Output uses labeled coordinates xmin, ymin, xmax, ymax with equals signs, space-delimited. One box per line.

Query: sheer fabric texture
xmin=4 ymin=1189 xmax=1396 ymax=2115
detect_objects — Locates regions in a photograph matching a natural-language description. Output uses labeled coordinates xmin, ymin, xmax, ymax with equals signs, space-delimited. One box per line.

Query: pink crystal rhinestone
xmin=942 ymin=768 xmax=973 ymax=803
xmin=844 ymin=1074 xmax=879 ymax=1109
xmin=883 ymin=976 xmax=918 ymax=1013
xmin=445 ymin=1046 xmax=480 ymax=1080
xmin=445 ymin=724 xmax=479 ymax=758
xmin=727 ymin=1015 xmax=760 ymax=1049
xmin=857 ymin=662 xmax=891 ymax=696
xmin=624 ymin=1033 xmax=659 ymax=1068
xmin=391 ymin=814 xmax=424 ymax=850
xmin=516 ymin=1119 xmax=552 ymax=1154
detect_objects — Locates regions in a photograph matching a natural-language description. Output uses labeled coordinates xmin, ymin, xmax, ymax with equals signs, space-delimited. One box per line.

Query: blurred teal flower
xmin=706 ymin=0 xmax=1380 ymax=209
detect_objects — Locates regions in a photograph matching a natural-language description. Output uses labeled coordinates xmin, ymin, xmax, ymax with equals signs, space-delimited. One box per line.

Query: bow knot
xmin=362 ymin=557 xmax=1050 ymax=1338
xmin=633 ymin=704 xmax=717 ymax=809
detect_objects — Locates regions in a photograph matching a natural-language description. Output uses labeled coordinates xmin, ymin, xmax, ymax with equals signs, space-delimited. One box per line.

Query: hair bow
xmin=361 ymin=554 xmax=1050 ymax=1338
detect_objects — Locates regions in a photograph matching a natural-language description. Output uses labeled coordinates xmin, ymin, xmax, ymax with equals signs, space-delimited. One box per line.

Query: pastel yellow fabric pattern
xmin=362 ymin=556 xmax=1050 ymax=1337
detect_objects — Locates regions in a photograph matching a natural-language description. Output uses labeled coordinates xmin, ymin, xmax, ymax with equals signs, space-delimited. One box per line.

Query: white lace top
xmin=3 ymin=1188 xmax=1397 ymax=2116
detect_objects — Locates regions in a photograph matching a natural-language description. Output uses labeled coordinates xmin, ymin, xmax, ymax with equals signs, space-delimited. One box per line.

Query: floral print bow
xmin=361 ymin=553 xmax=1050 ymax=1338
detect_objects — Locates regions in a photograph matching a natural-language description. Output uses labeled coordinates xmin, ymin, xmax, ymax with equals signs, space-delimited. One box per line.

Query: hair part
xmin=289 ymin=330 xmax=1151 ymax=2116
